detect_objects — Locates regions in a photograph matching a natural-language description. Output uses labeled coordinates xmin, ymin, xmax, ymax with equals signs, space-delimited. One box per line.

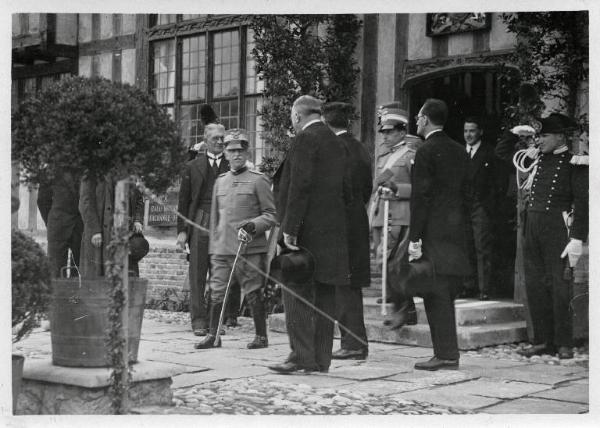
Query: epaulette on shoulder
xmin=570 ymin=155 xmax=589 ymax=166
xmin=217 ymin=172 xmax=228 ymax=178
xmin=249 ymin=169 xmax=263 ymax=175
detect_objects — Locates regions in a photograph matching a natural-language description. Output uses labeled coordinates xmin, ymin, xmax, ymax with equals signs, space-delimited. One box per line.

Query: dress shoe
xmin=225 ymin=317 xmax=239 ymax=328
xmin=557 ymin=346 xmax=574 ymax=359
xmin=194 ymin=334 xmax=222 ymax=349
xmin=268 ymin=361 xmax=320 ymax=374
xmin=516 ymin=344 xmax=555 ymax=357
xmin=247 ymin=335 xmax=268 ymax=349
xmin=193 ymin=327 xmax=208 ymax=336
xmin=331 ymin=348 xmax=368 ymax=360
xmin=414 ymin=356 xmax=459 ymax=371
xmin=383 ymin=303 xmax=415 ymax=330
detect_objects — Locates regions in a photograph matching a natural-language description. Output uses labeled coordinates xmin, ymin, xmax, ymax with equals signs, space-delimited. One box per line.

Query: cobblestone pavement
xmin=14 ymin=309 xmax=590 ymax=416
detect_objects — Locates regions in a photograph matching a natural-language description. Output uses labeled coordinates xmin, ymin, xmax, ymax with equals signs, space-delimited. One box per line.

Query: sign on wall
xmin=147 ymin=187 xmax=179 ymax=227
xmin=426 ymin=13 xmax=491 ymax=37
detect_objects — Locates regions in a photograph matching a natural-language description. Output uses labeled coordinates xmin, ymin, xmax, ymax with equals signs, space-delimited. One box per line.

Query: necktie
xmin=468 ymin=147 xmax=473 ymax=159
xmin=211 ymin=158 xmax=220 ymax=176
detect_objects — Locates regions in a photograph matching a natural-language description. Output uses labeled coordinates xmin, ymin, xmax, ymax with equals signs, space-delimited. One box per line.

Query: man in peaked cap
xmin=322 ymin=101 xmax=372 ymax=360
xmin=369 ymin=104 xmax=419 ymax=329
xmin=517 ymin=113 xmax=588 ymax=360
xmin=195 ymin=129 xmax=277 ymax=350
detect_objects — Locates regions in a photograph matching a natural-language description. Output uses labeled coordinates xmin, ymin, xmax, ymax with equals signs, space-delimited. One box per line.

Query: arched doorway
xmin=405 ymin=66 xmax=519 ymax=299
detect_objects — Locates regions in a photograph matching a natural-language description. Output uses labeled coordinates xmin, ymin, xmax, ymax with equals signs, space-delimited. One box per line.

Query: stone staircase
xmin=269 ymin=297 xmax=528 ymax=350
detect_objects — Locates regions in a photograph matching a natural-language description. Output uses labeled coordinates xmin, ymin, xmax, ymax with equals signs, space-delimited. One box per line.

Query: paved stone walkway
xmin=13 ymin=309 xmax=589 ymax=415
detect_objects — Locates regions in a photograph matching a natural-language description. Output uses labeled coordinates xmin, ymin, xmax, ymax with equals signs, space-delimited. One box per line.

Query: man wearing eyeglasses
xmin=409 ymin=98 xmax=471 ymax=371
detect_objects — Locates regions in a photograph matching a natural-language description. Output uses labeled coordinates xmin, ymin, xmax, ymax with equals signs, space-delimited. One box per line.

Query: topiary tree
xmin=250 ymin=15 xmax=362 ymax=175
xmin=12 ymin=76 xmax=186 ymax=414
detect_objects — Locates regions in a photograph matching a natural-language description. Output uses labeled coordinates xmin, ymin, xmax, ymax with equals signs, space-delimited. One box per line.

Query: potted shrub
xmin=12 ymin=76 xmax=186 ymax=412
xmin=11 ymin=228 xmax=52 ymax=413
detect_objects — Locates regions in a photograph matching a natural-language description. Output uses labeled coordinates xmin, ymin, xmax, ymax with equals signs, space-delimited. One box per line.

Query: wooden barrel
xmin=12 ymin=354 xmax=24 ymax=413
xmin=49 ymin=277 xmax=147 ymax=367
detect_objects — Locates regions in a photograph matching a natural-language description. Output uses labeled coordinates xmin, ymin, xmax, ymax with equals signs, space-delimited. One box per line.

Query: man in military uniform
xmin=369 ymin=106 xmax=418 ymax=328
xmin=195 ymin=129 xmax=277 ymax=350
xmin=517 ymin=113 xmax=588 ymax=359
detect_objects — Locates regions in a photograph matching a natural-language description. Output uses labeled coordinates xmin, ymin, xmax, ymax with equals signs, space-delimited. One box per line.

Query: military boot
xmin=246 ymin=290 xmax=268 ymax=349
xmin=194 ymin=302 xmax=223 ymax=349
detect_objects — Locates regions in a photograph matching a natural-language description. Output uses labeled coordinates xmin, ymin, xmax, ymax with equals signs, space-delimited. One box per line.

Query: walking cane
xmin=214 ymin=236 xmax=249 ymax=346
xmin=381 ymin=198 xmax=389 ymax=316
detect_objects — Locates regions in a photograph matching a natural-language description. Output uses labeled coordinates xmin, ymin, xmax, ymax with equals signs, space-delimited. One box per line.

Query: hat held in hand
xmin=129 ymin=232 xmax=150 ymax=262
xmin=270 ymin=247 xmax=315 ymax=285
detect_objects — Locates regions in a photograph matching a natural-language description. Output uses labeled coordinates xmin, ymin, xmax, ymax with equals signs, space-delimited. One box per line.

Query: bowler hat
xmin=270 ymin=247 xmax=315 ymax=284
xmin=224 ymin=128 xmax=250 ymax=150
xmin=129 ymin=232 xmax=150 ymax=262
xmin=378 ymin=107 xmax=409 ymax=132
xmin=390 ymin=256 xmax=435 ymax=297
xmin=539 ymin=113 xmax=575 ymax=134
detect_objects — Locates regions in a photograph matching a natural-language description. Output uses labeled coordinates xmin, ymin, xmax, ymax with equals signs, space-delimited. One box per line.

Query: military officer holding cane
xmin=195 ymin=129 xmax=277 ymax=350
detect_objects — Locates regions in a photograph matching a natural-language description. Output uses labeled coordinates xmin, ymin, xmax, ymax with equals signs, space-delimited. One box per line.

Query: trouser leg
xmin=236 ymin=254 xmax=267 ymax=337
xmin=48 ymin=236 xmax=69 ymax=278
xmin=539 ymin=213 xmax=572 ymax=348
xmin=472 ymin=205 xmax=493 ymax=295
xmin=314 ymin=282 xmax=336 ymax=370
xmin=69 ymin=222 xmax=83 ymax=277
xmin=282 ymin=280 xmax=318 ymax=368
xmin=524 ymin=212 xmax=554 ymax=345
xmin=422 ymin=275 xmax=460 ymax=360
xmin=189 ymin=231 xmax=210 ymax=330
xmin=335 ymin=286 xmax=368 ymax=351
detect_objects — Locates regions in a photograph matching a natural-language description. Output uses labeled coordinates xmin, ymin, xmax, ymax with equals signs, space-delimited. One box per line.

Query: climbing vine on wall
xmin=250 ymin=15 xmax=362 ymax=175
xmin=499 ymin=12 xmax=588 ymax=128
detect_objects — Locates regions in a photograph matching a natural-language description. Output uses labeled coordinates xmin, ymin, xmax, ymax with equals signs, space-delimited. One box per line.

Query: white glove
xmin=408 ymin=240 xmax=422 ymax=262
xmin=524 ymin=146 xmax=539 ymax=159
xmin=561 ymin=239 xmax=583 ymax=268
xmin=237 ymin=228 xmax=253 ymax=243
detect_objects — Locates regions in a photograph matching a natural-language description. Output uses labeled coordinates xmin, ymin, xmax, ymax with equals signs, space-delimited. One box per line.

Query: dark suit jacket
xmin=409 ymin=130 xmax=471 ymax=277
xmin=274 ymin=121 xmax=351 ymax=286
xmin=339 ymin=132 xmax=372 ymax=287
xmin=177 ymin=154 xmax=230 ymax=237
xmin=466 ymin=142 xmax=497 ymax=215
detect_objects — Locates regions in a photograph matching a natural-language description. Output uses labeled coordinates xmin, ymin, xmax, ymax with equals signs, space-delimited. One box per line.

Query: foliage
xmin=146 ymin=287 xmax=190 ymax=312
xmin=11 ymin=229 xmax=52 ymax=342
xmin=105 ymin=215 xmax=132 ymax=414
xmin=250 ymin=15 xmax=362 ymax=175
xmin=12 ymin=76 xmax=186 ymax=194
xmin=499 ymin=12 xmax=588 ymax=125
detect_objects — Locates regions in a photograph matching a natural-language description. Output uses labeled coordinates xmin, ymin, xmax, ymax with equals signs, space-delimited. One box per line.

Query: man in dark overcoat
xmin=462 ymin=117 xmax=497 ymax=300
xmin=176 ymin=123 xmax=230 ymax=336
xmin=322 ymin=101 xmax=372 ymax=360
xmin=269 ymin=95 xmax=351 ymax=374
xmin=37 ymin=170 xmax=84 ymax=278
xmin=408 ymin=98 xmax=471 ymax=371
xmin=79 ymin=174 xmax=144 ymax=278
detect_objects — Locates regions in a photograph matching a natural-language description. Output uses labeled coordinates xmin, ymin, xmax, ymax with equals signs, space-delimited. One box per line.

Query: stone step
xmin=268 ymin=313 xmax=527 ymax=351
xmin=363 ymin=297 xmax=526 ymax=327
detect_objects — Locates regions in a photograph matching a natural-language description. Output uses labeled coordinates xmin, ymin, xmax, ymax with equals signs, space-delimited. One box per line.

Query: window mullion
xmin=207 ymin=30 xmax=214 ymax=104
xmin=175 ymin=37 xmax=182 ymax=122
xmin=239 ymin=26 xmax=247 ymax=125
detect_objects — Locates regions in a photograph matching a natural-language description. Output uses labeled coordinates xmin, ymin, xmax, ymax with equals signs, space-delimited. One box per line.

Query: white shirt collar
xmin=335 ymin=130 xmax=348 ymax=136
xmin=207 ymin=151 xmax=222 ymax=160
xmin=302 ymin=119 xmax=322 ymax=131
xmin=466 ymin=140 xmax=482 ymax=157
xmin=424 ymin=129 xmax=443 ymax=140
